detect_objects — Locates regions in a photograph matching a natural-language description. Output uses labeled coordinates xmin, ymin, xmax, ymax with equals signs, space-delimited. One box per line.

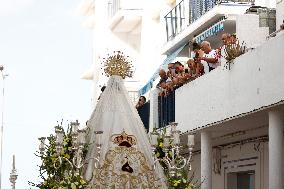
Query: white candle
xmin=150 ymin=133 xmax=158 ymax=146
xmin=72 ymin=123 xmax=79 ymax=134
xmin=173 ymin=132 xmax=180 ymax=145
xmin=94 ymin=131 xmax=103 ymax=146
xmin=188 ymin=134 xmax=195 ymax=147
xmin=78 ymin=129 xmax=86 ymax=144
xmin=56 ymin=132 xmax=64 ymax=145
xmin=38 ymin=137 xmax=46 ymax=151
xmin=164 ymin=136 xmax=170 ymax=148
xmin=170 ymin=122 xmax=178 ymax=132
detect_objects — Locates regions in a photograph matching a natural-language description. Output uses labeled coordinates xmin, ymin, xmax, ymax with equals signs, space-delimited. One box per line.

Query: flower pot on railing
xmin=224 ymin=40 xmax=246 ymax=70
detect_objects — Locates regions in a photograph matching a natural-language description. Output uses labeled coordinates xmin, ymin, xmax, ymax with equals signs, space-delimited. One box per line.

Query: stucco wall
xmin=190 ymin=141 xmax=274 ymax=189
xmin=175 ymin=33 xmax=284 ymax=132
xmin=237 ymin=14 xmax=269 ymax=49
xmin=276 ymin=0 xmax=284 ymax=28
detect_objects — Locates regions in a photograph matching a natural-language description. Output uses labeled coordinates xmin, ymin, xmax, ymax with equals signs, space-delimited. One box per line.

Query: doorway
xmin=227 ymin=171 xmax=255 ymax=189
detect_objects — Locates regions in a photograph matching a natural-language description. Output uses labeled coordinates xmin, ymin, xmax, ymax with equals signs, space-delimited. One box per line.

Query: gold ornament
xmin=103 ymin=51 xmax=134 ymax=79
xmin=111 ymin=131 xmax=137 ymax=147
xmin=92 ymin=146 xmax=163 ymax=188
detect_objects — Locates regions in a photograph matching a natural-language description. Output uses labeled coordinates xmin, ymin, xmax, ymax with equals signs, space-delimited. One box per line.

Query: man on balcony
xmin=199 ymin=41 xmax=219 ymax=72
xmin=156 ymin=69 xmax=168 ymax=87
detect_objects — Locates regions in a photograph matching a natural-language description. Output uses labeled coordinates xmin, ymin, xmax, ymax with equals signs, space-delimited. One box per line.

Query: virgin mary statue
xmin=84 ymin=52 xmax=167 ymax=189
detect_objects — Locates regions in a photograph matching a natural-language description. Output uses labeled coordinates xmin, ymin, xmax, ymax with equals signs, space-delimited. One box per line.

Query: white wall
xmin=119 ymin=0 xmax=143 ymax=10
xmin=255 ymin=0 xmax=276 ymax=8
xmin=237 ymin=14 xmax=269 ymax=49
xmin=136 ymin=0 xmax=165 ymax=85
xmin=90 ymin=0 xmax=166 ymax=106
xmin=175 ymin=33 xmax=284 ymax=132
xmin=191 ymin=141 xmax=273 ymax=189
xmin=276 ymin=0 xmax=284 ymax=28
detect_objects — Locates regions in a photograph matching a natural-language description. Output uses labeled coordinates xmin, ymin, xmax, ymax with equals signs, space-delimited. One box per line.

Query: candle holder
xmin=38 ymin=137 xmax=46 ymax=154
xmin=38 ymin=122 xmax=104 ymax=178
xmin=150 ymin=122 xmax=195 ymax=173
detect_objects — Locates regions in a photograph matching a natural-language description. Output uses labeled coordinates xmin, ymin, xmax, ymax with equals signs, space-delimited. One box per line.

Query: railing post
xmin=170 ymin=11 xmax=175 ymax=39
xmin=165 ymin=16 xmax=169 ymax=41
xmin=188 ymin=0 xmax=192 ymax=24
xmin=149 ymin=89 xmax=160 ymax=132
xmin=174 ymin=7 xmax=178 ymax=37
xmin=179 ymin=3 xmax=182 ymax=33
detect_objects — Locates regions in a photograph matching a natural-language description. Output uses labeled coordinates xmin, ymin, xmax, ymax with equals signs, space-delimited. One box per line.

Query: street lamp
xmin=150 ymin=122 xmax=195 ymax=176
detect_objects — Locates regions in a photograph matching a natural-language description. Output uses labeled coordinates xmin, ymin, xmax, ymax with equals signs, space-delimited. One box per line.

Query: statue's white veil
xmin=84 ymin=75 xmax=167 ymax=188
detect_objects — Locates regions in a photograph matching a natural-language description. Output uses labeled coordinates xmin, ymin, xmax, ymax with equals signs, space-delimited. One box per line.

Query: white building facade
xmin=81 ymin=0 xmax=284 ymax=188
xmin=79 ymin=0 xmax=173 ymax=106
xmin=152 ymin=1 xmax=283 ymax=189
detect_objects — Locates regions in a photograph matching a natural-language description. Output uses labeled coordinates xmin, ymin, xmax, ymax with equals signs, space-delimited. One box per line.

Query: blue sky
xmin=0 ymin=0 xmax=93 ymax=188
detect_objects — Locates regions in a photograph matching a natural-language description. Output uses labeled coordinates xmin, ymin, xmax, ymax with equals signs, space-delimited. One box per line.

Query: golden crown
xmin=102 ymin=51 xmax=133 ymax=79
xmin=111 ymin=131 xmax=137 ymax=147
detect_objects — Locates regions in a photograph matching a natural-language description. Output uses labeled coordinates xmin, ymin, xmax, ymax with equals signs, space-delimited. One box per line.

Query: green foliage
xmin=29 ymin=124 xmax=89 ymax=189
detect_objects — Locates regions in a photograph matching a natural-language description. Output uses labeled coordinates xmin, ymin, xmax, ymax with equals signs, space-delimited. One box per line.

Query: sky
xmin=0 ymin=0 xmax=93 ymax=188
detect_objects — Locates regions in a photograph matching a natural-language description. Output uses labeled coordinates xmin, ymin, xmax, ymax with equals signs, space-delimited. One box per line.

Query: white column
xmin=201 ymin=131 xmax=212 ymax=189
xmin=269 ymin=110 xmax=284 ymax=189
xmin=149 ymin=89 xmax=159 ymax=132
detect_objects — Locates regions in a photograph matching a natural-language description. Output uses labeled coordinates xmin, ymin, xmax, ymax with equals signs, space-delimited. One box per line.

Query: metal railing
xmin=108 ymin=0 xmax=121 ymax=18
xmin=266 ymin=28 xmax=284 ymax=40
xmin=158 ymin=91 xmax=175 ymax=128
xmin=165 ymin=0 xmax=255 ymax=41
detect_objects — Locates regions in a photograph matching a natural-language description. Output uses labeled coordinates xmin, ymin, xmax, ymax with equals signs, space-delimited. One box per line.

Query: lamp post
xmin=9 ymin=155 xmax=17 ymax=189
xmin=0 ymin=65 xmax=8 ymax=189
xmin=150 ymin=122 xmax=195 ymax=176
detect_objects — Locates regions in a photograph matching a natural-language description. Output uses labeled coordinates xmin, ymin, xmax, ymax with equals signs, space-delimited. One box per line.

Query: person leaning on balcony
xmin=199 ymin=41 xmax=220 ymax=72
xmin=192 ymin=42 xmax=209 ymax=74
xmin=196 ymin=61 xmax=205 ymax=77
xmin=158 ymin=80 xmax=168 ymax=96
xmin=221 ymin=33 xmax=231 ymax=45
xmin=166 ymin=81 xmax=174 ymax=94
xmin=167 ymin=63 xmax=176 ymax=80
xmin=220 ymin=33 xmax=231 ymax=66
xmin=156 ymin=69 xmax=168 ymax=88
xmin=174 ymin=62 xmax=188 ymax=85
xmin=187 ymin=58 xmax=196 ymax=76
xmin=135 ymin=96 xmax=150 ymax=132
xmin=135 ymin=96 xmax=146 ymax=109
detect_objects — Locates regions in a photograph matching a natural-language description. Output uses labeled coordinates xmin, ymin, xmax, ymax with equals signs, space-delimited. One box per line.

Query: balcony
xmin=108 ymin=0 xmax=143 ymax=33
xmin=174 ymin=33 xmax=284 ymax=132
xmin=163 ymin=0 xmax=254 ymax=54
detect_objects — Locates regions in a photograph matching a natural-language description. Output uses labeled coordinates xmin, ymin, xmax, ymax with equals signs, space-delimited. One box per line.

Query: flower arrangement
xmin=153 ymin=128 xmax=200 ymax=189
xmin=29 ymin=122 xmax=89 ymax=189
xmin=224 ymin=40 xmax=246 ymax=69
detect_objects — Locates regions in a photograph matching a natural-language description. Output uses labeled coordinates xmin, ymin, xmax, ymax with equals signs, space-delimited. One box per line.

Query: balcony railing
xmin=158 ymin=91 xmax=175 ymax=128
xmin=165 ymin=0 xmax=255 ymax=41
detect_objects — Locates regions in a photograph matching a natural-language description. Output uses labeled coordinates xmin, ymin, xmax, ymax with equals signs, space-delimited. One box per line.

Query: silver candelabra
xmin=38 ymin=121 xmax=104 ymax=176
xmin=150 ymin=122 xmax=195 ymax=176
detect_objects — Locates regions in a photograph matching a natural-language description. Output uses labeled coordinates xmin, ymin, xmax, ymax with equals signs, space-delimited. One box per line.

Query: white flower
xmin=71 ymin=183 xmax=77 ymax=189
